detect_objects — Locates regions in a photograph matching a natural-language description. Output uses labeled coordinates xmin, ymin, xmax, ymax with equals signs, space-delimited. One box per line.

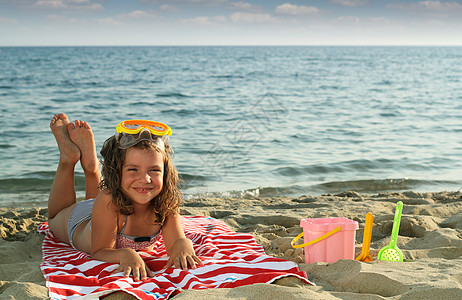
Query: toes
xmin=57 ymin=113 xmax=69 ymax=123
xmin=50 ymin=114 xmax=59 ymax=126
xmin=73 ymin=120 xmax=87 ymax=128
xmin=50 ymin=113 xmax=70 ymax=127
xmin=67 ymin=122 xmax=75 ymax=132
xmin=69 ymin=120 xmax=91 ymax=130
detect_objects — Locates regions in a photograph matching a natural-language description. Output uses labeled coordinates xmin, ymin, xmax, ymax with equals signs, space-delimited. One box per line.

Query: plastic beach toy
xmin=355 ymin=213 xmax=374 ymax=262
xmin=291 ymin=217 xmax=358 ymax=264
xmin=377 ymin=201 xmax=404 ymax=262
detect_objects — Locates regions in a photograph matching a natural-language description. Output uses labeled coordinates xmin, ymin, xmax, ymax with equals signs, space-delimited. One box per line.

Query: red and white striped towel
xmin=39 ymin=216 xmax=313 ymax=299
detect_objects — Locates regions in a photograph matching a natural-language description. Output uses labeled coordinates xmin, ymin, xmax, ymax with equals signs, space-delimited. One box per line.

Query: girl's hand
xmin=164 ymin=238 xmax=203 ymax=271
xmin=113 ymin=248 xmax=153 ymax=281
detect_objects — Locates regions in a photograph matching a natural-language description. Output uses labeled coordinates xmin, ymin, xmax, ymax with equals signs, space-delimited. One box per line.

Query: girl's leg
xmin=68 ymin=120 xmax=101 ymax=199
xmin=48 ymin=113 xmax=81 ymax=219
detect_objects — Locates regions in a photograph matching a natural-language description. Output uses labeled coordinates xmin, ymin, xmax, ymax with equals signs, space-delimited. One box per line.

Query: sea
xmin=1 ymin=46 xmax=461 ymax=208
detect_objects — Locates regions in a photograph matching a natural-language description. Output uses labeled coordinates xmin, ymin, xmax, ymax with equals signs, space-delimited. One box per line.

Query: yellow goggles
xmin=115 ymin=120 xmax=172 ymax=150
xmin=116 ymin=120 xmax=172 ymax=136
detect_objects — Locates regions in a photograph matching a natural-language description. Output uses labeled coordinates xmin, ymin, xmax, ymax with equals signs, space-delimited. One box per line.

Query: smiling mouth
xmin=134 ymin=188 xmax=153 ymax=193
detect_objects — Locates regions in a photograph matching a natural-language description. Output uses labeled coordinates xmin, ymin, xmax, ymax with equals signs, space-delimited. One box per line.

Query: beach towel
xmin=39 ymin=216 xmax=312 ymax=299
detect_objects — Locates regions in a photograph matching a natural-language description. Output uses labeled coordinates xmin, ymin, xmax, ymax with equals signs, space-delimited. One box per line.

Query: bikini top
xmin=115 ymin=215 xmax=161 ymax=251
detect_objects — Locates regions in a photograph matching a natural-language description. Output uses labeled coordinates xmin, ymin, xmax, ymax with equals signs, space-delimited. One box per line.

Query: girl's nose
xmin=140 ymin=172 xmax=152 ymax=183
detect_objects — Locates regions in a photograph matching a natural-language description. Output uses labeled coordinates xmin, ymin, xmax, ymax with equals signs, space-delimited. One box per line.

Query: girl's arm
xmin=162 ymin=213 xmax=203 ymax=270
xmin=90 ymin=192 xmax=152 ymax=281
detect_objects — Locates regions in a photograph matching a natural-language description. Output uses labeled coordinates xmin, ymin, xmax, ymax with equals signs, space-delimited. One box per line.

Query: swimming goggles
xmin=115 ymin=120 xmax=172 ymax=150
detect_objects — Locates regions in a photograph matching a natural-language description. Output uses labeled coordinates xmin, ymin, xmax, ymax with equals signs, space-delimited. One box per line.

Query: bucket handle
xmin=291 ymin=226 xmax=341 ymax=249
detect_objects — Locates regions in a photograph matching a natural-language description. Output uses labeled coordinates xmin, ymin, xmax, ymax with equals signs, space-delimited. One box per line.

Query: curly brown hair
xmin=98 ymin=136 xmax=181 ymax=225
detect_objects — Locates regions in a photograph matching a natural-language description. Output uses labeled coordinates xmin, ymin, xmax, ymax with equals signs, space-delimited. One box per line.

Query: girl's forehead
xmin=124 ymin=147 xmax=164 ymax=163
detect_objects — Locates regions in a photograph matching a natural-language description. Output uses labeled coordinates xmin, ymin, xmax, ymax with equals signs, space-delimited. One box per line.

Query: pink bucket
xmin=292 ymin=217 xmax=359 ymax=264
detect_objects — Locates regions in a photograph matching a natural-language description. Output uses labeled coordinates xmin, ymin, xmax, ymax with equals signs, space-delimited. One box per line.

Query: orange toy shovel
xmin=355 ymin=213 xmax=374 ymax=262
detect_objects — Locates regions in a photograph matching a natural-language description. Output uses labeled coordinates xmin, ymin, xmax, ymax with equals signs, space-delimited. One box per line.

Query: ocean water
xmin=0 ymin=46 xmax=461 ymax=207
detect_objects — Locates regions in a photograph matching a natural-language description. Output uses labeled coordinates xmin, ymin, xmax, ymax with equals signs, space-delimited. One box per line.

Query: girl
xmin=48 ymin=113 xmax=202 ymax=282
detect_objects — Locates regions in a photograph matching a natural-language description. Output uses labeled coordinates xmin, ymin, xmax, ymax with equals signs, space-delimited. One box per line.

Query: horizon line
xmin=2 ymin=44 xmax=462 ymax=48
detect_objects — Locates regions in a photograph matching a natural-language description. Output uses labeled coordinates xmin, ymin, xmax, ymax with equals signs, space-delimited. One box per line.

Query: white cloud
xmin=336 ymin=16 xmax=360 ymax=24
xmin=68 ymin=0 xmax=91 ymax=4
xmin=46 ymin=9 xmax=157 ymax=26
xmin=182 ymin=16 xmax=212 ymax=25
xmin=94 ymin=17 xmax=119 ymax=25
xmin=34 ymin=0 xmax=66 ymax=9
xmin=388 ymin=1 xmax=462 ymax=12
xmin=33 ymin=0 xmax=103 ymax=10
xmin=124 ymin=10 xmax=157 ymax=19
xmin=160 ymin=4 xmax=178 ymax=12
xmin=368 ymin=17 xmax=390 ymax=23
xmin=47 ymin=14 xmax=80 ymax=23
xmin=275 ymin=3 xmax=320 ymax=15
xmin=181 ymin=15 xmax=227 ymax=25
xmin=230 ymin=12 xmax=276 ymax=23
xmin=329 ymin=0 xmax=369 ymax=7
xmin=212 ymin=15 xmax=227 ymax=22
xmin=179 ymin=0 xmax=228 ymax=6
xmin=227 ymin=1 xmax=261 ymax=12
xmin=189 ymin=0 xmax=227 ymax=3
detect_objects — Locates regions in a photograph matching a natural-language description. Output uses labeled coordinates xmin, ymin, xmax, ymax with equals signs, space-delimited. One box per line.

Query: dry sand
xmin=1 ymin=191 xmax=461 ymax=299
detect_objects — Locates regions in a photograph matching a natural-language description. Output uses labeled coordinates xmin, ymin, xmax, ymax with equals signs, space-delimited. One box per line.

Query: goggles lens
xmin=115 ymin=120 xmax=172 ymax=150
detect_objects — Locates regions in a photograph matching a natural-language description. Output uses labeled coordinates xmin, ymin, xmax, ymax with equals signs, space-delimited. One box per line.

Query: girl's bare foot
xmin=68 ymin=120 xmax=99 ymax=175
xmin=50 ymin=113 xmax=80 ymax=166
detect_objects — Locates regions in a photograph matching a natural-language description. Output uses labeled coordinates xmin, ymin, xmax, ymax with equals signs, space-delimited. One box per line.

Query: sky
xmin=1 ymin=0 xmax=462 ymax=46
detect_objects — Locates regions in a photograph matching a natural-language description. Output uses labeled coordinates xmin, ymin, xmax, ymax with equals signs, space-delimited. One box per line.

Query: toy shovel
xmin=377 ymin=201 xmax=404 ymax=262
xmin=355 ymin=212 xmax=374 ymax=262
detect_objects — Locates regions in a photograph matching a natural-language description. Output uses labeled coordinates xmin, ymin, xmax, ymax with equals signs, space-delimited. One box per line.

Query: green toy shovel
xmin=377 ymin=201 xmax=404 ymax=262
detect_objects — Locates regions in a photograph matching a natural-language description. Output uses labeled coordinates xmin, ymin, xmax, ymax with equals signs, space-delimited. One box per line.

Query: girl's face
xmin=121 ymin=147 xmax=164 ymax=207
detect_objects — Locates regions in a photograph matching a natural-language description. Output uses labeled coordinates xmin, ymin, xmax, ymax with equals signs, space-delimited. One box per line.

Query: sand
xmin=1 ymin=191 xmax=461 ymax=299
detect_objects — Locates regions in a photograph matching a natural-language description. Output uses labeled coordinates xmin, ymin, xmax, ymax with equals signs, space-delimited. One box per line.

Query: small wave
xmin=179 ymin=173 xmax=208 ymax=190
xmin=182 ymin=178 xmax=462 ymax=200
xmin=161 ymin=108 xmax=199 ymax=117
xmin=210 ymin=75 xmax=244 ymax=79
xmin=275 ymin=164 xmax=343 ymax=176
xmin=179 ymin=173 xmax=207 ymax=182
xmin=0 ymin=144 xmax=15 ymax=149
xmin=51 ymin=98 xmax=72 ymax=103
xmin=310 ymin=178 xmax=458 ymax=194
xmin=274 ymin=158 xmax=421 ymax=177
xmin=0 ymin=177 xmax=53 ymax=193
xmin=376 ymin=80 xmax=393 ymax=86
xmin=319 ymin=85 xmax=346 ymax=90
xmin=129 ymin=100 xmax=169 ymax=107
xmin=134 ymin=68 xmax=148 ymax=72
xmin=0 ymin=172 xmax=85 ymax=194
xmin=237 ymin=56 xmax=256 ymax=61
xmin=379 ymin=112 xmax=400 ymax=117
xmin=156 ymin=92 xmax=192 ymax=98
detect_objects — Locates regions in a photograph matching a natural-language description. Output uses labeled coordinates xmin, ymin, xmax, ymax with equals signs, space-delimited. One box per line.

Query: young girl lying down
xmin=48 ymin=113 xmax=203 ymax=282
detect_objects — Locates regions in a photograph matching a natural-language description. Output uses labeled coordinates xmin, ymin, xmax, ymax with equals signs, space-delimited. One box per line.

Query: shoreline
xmin=1 ymin=191 xmax=461 ymax=299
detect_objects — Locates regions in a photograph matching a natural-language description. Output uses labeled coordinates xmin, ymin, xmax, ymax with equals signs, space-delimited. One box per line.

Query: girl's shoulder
xmin=93 ymin=189 xmax=118 ymax=214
